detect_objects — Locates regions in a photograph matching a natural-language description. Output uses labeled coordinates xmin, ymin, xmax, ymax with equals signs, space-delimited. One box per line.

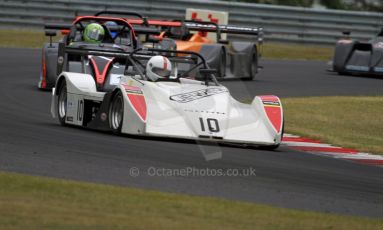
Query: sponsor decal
xmin=66 ymin=116 xmax=73 ymax=122
xmin=57 ymin=56 xmax=64 ymax=64
xmin=122 ymin=84 xmax=143 ymax=95
xmin=262 ymin=101 xmax=280 ymax=107
xmin=170 ymin=88 xmax=228 ymax=103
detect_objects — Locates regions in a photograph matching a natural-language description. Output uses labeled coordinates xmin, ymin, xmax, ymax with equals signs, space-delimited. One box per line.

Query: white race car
xmin=51 ymin=48 xmax=283 ymax=149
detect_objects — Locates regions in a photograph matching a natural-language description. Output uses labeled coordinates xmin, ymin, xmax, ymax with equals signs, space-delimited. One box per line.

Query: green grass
xmin=0 ymin=29 xmax=54 ymax=49
xmin=283 ymin=96 xmax=383 ymax=154
xmin=0 ymin=171 xmax=382 ymax=230
xmin=262 ymin=42 xmax=333 ymax=61
xmin=0 ymin=30 xmax=379 ymax=228
xmin=0 ymin=29 xmax=333 ymax=61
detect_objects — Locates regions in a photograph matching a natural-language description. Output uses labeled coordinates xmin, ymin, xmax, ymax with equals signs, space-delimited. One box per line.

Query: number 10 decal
xmin=199 ymin=117 xmax=220 ymax=132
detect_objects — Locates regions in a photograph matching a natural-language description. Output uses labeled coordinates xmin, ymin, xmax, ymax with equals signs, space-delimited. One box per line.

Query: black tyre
xmin=246 ymin=49 xmax=258 ymax=80
xmin=217 ymin=48 xmax=226 ymax=78
xmin=337 ymin=71 xmax=348 ymax=76
xmin=249 ymin=52 xmax=258 ymax=80
xmin=57 ymin=81 xmax=67 ymax=125
xmin=109 ymin=91 xmax=124 ymax=134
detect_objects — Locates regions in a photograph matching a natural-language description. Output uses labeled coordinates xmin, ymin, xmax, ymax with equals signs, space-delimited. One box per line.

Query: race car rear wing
xmin=184 ymin=20 xmax=262 ymax=43
xmin=127 ymin=19 xmax=263 ymax=44
xmin=127 ymin=19 xmax=262 ymax=35
xmin=184 ymin=21 xmax=262 ymax=36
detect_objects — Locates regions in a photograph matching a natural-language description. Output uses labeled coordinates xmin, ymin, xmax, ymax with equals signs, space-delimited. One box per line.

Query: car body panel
xmin=332 ymin=32 xmax=383 ymax=75
xmin=51 ymin=71 xmax=283 ymax=147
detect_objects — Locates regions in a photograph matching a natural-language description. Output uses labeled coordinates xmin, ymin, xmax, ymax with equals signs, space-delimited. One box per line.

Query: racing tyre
xmin=57 ymin=81 xmax=67 ymax=125
xmin=217 ymin=49 xmax=226 ymax=78
xmin=109 ymin=91 xmax=124 ymax=134
xmin=249 ymin=51 xmax=258 ymax=80
xmin=337 ymin=71 xmax=348 ymax=76
xmin=245 ymin=49 xmax=258 ymax=80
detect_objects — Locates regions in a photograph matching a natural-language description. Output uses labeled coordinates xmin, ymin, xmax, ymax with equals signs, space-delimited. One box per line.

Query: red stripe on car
xmin=41 ymin=53 xmax=47 ymax=88
xmin=259 ymin=95 xmax=282 ymax=133
xmin=123 ymin=85 xmax=147 ymax=121
xmin=90 ymin=57 xmax=114 ymax=87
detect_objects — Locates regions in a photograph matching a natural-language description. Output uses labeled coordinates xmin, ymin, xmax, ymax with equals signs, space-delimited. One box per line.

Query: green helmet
xmin=83 ymin=23 xmax=105 ymax=43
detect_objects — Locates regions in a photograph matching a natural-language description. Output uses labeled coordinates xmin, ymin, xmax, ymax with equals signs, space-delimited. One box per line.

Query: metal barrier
xmin=1 ymin=0 xmax=383 ymax=45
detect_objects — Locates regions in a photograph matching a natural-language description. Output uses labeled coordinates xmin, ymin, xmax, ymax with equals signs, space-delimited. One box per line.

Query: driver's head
xmin=83 ymin=23 xmax=105 ymax=43
xmin=146 ymin=56 xmax=172 ymax=81
xmin=105 ymin=21 xmax=118 ymax=39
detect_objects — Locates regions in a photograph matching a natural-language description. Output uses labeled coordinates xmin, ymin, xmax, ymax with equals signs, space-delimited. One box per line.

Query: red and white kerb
xmin=282 ymin=134 xmax=383 ymax=167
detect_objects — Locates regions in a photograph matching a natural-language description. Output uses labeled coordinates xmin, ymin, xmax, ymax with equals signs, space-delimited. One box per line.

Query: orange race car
xmin=127 ymin=18 xmax=263 ymax=80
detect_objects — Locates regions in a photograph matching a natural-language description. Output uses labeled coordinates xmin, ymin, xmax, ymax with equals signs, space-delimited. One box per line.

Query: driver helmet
xmin=83 ymin=23 xmax=105 ymax=43
xmin=105 ymin=21 xmax=118 ymax=39
xmin=146 ymin=56 xmax=172 ymax=81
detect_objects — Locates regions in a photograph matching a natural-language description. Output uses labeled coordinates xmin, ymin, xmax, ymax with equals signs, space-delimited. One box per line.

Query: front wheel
xmin=57 ymin=81 xmax=67 ymax=125
xmin=109 ymin=91 xmax=124 ymax=134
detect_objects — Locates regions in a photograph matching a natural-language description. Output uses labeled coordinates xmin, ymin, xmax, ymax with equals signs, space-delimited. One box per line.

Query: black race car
xmin=332 ymin=30 xmax=383 ymax=75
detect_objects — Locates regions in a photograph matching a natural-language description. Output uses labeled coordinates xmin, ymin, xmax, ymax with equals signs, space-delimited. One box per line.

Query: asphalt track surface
xmin=1 ymin=48 xmax=383 ymax=217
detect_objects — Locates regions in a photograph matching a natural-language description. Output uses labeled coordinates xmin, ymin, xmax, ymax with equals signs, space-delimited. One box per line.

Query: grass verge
xmin=0 ymin=29 xmax=53 ymax=49
xmin=261 ymin=42 xmax=333 ymax=61
xmin=0 ymin=29 xmax=333 ymax=61
xmin=283 ymin=96 xmax=383 ymax=154
xmin=0 ymin=171 xmax=382 ymax=230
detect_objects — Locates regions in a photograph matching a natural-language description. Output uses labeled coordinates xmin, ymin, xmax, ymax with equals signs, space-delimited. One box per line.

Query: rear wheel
xmin=246 ymin=49 xmax=258 ymax=80
xmin=109 ymin=91 xmax=124 ymax=134
xmin=217 ymin=49 xmax=226 ymax=78
xmin=57 ymin=81 xmax=67 ymax=125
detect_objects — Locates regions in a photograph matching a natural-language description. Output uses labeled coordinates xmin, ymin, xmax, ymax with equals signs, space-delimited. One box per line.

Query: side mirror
xmin=45 ymin=30 xmax=57 ymax=37
xmin=45 ymin=30 xmax=57 ymax=48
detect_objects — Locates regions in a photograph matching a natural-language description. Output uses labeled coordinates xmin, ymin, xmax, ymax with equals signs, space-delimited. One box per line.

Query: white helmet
xmin=146 ymin=55 xmax=172 ymax=81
